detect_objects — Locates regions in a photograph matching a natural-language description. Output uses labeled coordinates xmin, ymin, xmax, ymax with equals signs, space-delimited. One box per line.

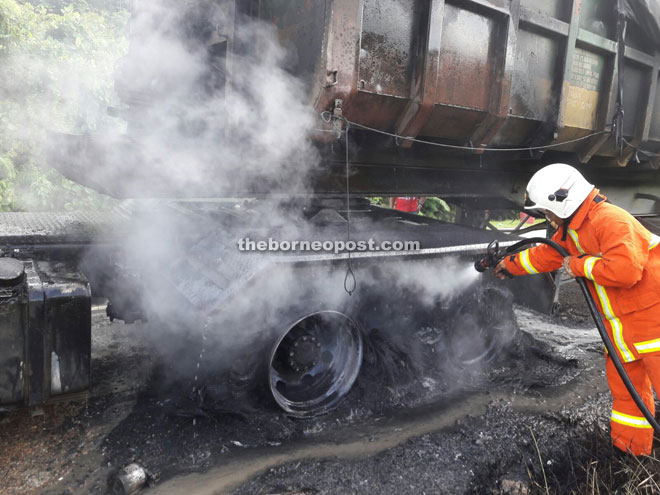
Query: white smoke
xmin=51 ymin=0 xmax=320 ymax=197
xmin=73 ymin=0 xmax=327 ymax=369
xmin=377 ymin=258 xmax=481 ymax=308
xmin=2 ymin=0 xmax=506 ymax=395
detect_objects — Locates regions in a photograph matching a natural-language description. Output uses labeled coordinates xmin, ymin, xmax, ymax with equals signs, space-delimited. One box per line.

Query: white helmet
xmin=524 ymin=164 xmax=594 ymax=219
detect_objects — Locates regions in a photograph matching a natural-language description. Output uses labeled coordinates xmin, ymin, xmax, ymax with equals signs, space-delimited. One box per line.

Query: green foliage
xmin=420 ymin=197 xmax=455 ymax=222
xmin=369 ymin=196 xmax=388 ymax=207
xmin=0 ymin=0 xmax=128 ymax=211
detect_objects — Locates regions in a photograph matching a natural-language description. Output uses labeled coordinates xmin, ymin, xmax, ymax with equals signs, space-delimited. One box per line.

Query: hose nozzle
xmin=474 ymin=240 xmax=501 ymax=273
xmin=474 ymin=257 xmax=489 ymax=272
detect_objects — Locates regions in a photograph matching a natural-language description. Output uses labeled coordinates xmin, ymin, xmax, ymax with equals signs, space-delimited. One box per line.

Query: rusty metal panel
xmin=435 ymin=4 xmax=499 ymax=110
xmin=45 ymin=0 xmax=660 ymax=199
xmin=563 ymin=47 xmax=608 ymax=130
xmin=510 ymin=28 xmax=562 ymax=120
xmin=358 ymin=0 xmax=420 ymax=97
xmin=520 ymin=0 xmax=568 ymax=22
xmin=649 ymin=71 xmax=660 ymax=140
xmin=345 ymin=92 xmax=411 ymax=131
xmin=485 ymin=0 xmax=511 ymax=10
xmin=579 ymin=0 xmax=616 ymax=40
xmin=490 ymin=115 xmax=539 ymax=145
xmin=393 ymin=0 xmax=446 ymax=145
xmin=623 ymin=61 xmax=649 ymax=136
xmin=260 ymin=0 xmax=328 ymax=88
xmin=419 ymin=106 xmax=486 ymax=140
xmin=625 ymin=25 xmax=653 ymax=53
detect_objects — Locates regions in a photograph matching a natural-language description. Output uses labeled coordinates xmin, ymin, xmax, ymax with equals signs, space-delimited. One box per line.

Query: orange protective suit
xmin=502 ymin=188 xmax=660 ymax=455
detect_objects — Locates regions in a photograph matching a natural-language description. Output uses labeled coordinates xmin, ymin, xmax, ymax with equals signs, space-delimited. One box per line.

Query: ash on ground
xmin=0 ymin=283 xmax=618 ymax=495
xmin=232 ymin=396 xmax=612 ymax=495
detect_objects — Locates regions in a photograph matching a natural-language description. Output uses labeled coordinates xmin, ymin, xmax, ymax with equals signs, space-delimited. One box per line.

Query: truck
xmin=1 ymin=0 xmax=659 ymax=417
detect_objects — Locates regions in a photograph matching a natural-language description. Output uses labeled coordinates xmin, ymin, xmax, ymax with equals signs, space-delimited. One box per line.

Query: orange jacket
xmin=503 ymin=189 xmax=660 ymax=361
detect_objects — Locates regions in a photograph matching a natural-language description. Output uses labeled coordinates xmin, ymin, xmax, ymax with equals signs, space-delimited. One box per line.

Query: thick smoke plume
xmin=4 ymin=0 xmax=511 ymax=405
xmin=76 ymin=0 xmax=333 ymax=374
xmin=53 ymin=0 xmax=320 ymax=197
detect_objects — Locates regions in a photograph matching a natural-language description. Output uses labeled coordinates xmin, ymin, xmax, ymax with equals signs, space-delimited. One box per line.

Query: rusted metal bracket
xmin=333 ymin=98 xmax=344 ymax=139
xmin=393 ymin=0 xmax=445 ymax=149
xmin=325 ymin=69 xmax=339 ymax=88
xmin=556 ymin=0 xmax=582 ymax=133
xmin=468 ymin=0 xmax=521 ymax=152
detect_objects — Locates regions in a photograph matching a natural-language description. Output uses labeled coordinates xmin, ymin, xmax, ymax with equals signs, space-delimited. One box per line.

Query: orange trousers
xmin=607 ymin=354 xmax=660 ymax=455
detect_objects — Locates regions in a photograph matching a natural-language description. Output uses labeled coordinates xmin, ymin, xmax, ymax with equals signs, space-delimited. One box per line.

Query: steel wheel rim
xmin=448 ymin=320 xmax=501 ymax=366
xmin=268 ymin=310 xmax=363 ymax=417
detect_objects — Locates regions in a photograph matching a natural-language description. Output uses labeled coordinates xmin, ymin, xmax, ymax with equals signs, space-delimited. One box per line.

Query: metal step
xmin=0 ymin=210 xmax=129 ymax=245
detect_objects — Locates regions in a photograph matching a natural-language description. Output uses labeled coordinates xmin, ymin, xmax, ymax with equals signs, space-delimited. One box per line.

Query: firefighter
xmin=495 ymin=163 xmax=660 ymax=456
xmin=389 ymin=196 xmax=426 ymax=214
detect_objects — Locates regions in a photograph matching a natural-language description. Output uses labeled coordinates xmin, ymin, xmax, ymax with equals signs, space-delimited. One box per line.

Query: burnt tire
xmin=445 ymin=284 xmax=517 ymax=368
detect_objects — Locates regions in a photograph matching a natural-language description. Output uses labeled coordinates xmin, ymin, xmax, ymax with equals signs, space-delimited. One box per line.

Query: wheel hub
xmin=288 ymin=335 xmax=321 ymax=372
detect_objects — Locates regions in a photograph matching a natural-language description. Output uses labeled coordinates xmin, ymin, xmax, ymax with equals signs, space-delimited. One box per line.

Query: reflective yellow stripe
xmin=611 ymin=410 xmax=652 ymax=429
xmin=583 ymin=256 xmax=599 ymax=281
xmin=593 ymin=282 xmax=635 ymax=362
xmin=569 ymin=230 xmax=633 ymax=361
xmin=634 ymin=338 xmax=660 ymax=354
xmin=650 ymin=233 xmax=660 ymax=249
xmin=568 ymin=229 xmax=585 ymax=254
xmin=519 ymin=250 xmax=539 ymax=274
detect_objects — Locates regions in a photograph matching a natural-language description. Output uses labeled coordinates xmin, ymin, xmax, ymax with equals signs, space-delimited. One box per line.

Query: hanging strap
xmin=612 ymin=0 xmax=628 ymax=155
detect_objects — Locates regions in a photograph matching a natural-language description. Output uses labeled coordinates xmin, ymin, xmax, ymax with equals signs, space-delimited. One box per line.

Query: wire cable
xmin=319 ymin=111 xmax=609 ymax=153
xmin=343 ymin=120 xmax=356 ymax=296
xmin=622 ymin=137 xmax=660 ymax=160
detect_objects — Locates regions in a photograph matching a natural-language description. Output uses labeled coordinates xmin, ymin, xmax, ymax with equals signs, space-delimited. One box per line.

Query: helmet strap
xmin=560 ymin=210 xmax=578 ymax=242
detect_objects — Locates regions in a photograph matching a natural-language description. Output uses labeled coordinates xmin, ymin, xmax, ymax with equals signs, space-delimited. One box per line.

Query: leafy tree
xmin=0 ymin=0 xmax=128 ymax=211
xmin=420 ymin=197 xmax=455 ymax=222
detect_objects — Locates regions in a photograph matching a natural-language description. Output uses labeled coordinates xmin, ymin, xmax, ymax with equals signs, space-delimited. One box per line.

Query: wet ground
xmin=0 ymin=280 xmax=613 ymax=495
